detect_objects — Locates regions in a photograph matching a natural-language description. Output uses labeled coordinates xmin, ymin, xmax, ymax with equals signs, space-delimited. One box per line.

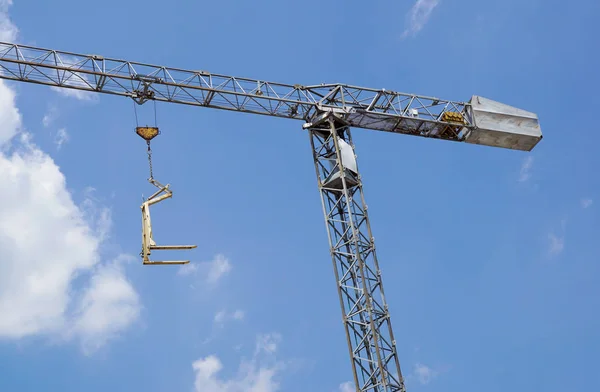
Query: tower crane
xmin=0 ymin=42 xmax=543 ymax=392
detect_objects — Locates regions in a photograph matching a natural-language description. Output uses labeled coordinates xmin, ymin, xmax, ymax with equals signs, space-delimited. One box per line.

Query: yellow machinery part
xmin=136 ymin=126 xmax=160 ymax=141
xmin=140 ymin=179 xmax=197 ymax=265
xmin=441 ymin=111 xmax=466 ymax=124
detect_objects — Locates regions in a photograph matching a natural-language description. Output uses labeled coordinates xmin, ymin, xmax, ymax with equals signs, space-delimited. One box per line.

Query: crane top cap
xmin=136 ymin=126 xmax=160 ymax=141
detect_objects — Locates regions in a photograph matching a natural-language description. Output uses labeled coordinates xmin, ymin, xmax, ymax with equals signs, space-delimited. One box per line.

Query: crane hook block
xmin=136 ymin=126 xmax=160 ymax=141
xmin=140 ymin=179 xmax=197 ymax=265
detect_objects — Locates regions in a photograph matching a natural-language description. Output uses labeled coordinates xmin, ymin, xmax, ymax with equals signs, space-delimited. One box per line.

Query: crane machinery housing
xmin=0 ymin=42 xmax=543 ymax=392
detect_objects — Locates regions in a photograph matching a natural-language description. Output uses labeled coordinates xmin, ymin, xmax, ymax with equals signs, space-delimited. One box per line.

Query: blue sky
xmin=0 ymin=0 xmax=599 ymax=391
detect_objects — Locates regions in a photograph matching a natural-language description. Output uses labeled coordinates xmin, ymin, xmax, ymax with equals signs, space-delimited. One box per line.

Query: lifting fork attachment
xmin=136 ymin=125 xmax=197 ymax=265
xmin=141 ymin=178 xmax=197 ymax=265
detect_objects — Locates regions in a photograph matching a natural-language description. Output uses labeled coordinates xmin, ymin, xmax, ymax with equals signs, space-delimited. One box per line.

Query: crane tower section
xmin=307 ymin=112 xmax=405 ymax=392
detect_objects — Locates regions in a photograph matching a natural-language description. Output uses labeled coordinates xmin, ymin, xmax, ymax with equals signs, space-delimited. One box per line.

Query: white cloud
xmin=214 ymin=309 xmax=245 ymax=325
xmin=232 ymin=309 xmax=245 ymax=320
xmin=208 ymin=254 xmax=232 ymax=283
xmin=178 ymin=263 xmax=197 ymax=276
xmin=548 ymin=233 xmax=565 ymax=256
xmin=55 ymin=128 xmax=69 ymax=149
xmin=547 ymin=218 xmax=567 ymax=257
xmin=581 ymin=198 xmax=593 ymax=209
xmin=255 ymin=333 xmax=281 ymax=355
xmin=191 ymin=333 xmax=284 ymax=392
xmin=67 ymin=255 xmax=140 ymax=354
xmin=519 ymin=156 xmax=534 ymax=182
xmin=41 ymin=107 xmax=69 ymax=149
xmin=401 ymin=0 xmax=440 ymax=38
xmin=339 ymin=381 xmax=354 ymax=392
xmin=42 ymin=105 xmax=58 ymax=128
xmin=51 ymin=86 xmax=97 ymax=102
xmin=214 ymin=310 xmax=227 ymax=324
xmin=0 ymin=1 xmax=139 ymax=353
xmin=0 ymin=125 xmax=140 ymax=348
xmin=178 ymin=253 xmax=232 ymax=285
xmin=0 ymin=76 xmax=19 ymax=147
xmin=0 ymin=0 xmax=17 ymax=42
xmin=201 ymin=309 xmax=246 ymax=345
xmin=414 ymin=363 xmax=438 ymax=385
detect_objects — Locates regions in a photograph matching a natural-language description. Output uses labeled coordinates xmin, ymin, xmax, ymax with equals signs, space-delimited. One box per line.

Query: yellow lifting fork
xmin=136 ymin=126 xmax=197 ymax=265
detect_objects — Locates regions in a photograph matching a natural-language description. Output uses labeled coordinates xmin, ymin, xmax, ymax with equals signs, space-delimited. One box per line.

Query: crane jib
xmin=0 ymin=42 xmax=541 ymax=151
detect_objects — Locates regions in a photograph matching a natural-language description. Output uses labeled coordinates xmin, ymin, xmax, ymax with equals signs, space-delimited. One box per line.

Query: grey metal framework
xmin=0 ymin=41 xmax=542 ymax=392
xmin=308 ymin=114 xmax=404 ymax=392
xmin=0 ymin=42 xmax=475 ymax=142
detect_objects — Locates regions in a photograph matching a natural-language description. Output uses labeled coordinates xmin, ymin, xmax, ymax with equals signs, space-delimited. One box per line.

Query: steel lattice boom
xmin=0 ymin=42 xmax=541 ymax=151
xmin=0 ymin=41 xmax=543 ymax=392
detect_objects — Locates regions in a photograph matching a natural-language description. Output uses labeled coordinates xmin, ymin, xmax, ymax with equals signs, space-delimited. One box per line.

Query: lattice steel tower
xmin=0 ymin=42 xmax=543 ymax=392
xmin=308 ymin=115 xmax=404 ymax=391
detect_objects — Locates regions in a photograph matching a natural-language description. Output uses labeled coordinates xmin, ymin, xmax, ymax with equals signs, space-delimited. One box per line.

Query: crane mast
xmin=0 ymin=42 xmax=542 ymax=392
xmin=308 ymin=115 xmax=404 ymax=391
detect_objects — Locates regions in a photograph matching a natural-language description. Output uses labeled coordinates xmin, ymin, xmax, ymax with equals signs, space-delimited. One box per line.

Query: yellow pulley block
xmin=136 ymin=126 xmax=160 ymax=141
